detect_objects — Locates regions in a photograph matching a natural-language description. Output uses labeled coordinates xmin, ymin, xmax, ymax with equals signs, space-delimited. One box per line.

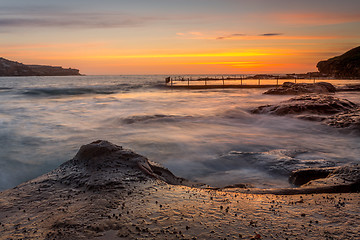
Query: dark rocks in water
xmin=317 ymin=46 xmax=360 ymax=79
xmin=289 ymin=168 xmax=335 ymax=186
xmin=324 ymin=108 xmax=360 ymax=130
xmin=0 ymin=57 xmax=81 ymax=76
xmin=251 ymin=95 xmax=360 ymax=131
xmin=251 ymin=95 xmax=357 ymax=116
xmin=336 ymin=84 xmax=360 ymax=92
xmin=288 ymin=165 xmax=360 ymax=193
xmin=264 ymin=82 xmax=336 ymax=95
xmin=222 ymin=183 xmax=253 ymax=189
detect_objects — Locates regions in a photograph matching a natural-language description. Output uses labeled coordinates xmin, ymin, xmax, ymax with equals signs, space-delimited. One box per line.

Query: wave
xmin=202 ymin=149 xmax=337 ymax=176
xmin=220 ymin=107 xmax=255 ymax=121
xmin=21 ymin=84 xmax=146 ymax=97
xmin=0 ymin=87 xmax=13 ymax=93
xmin=121 ymin=114 xmax=186 ymax=124
xmin=23 ymin=87 xmax=115 ymax=96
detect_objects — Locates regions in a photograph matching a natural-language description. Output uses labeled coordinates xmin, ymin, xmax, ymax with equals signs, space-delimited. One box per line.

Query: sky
xmin=0 ymin=0 xmax=359 ymax=75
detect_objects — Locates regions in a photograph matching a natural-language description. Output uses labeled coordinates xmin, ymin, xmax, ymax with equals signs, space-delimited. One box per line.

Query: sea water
xmin=0 ymin=75 xmax=359 ymax=191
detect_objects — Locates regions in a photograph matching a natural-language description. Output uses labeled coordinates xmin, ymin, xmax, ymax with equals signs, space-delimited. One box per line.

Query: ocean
xmin=0 ymin=75 xmax=359 ymax=191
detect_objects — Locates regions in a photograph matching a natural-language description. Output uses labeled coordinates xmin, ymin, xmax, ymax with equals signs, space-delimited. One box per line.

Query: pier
xmin=164 ymin=75 xmax=318 ymax=89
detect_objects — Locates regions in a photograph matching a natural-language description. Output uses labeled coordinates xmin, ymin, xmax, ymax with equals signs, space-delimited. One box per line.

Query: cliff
xmin=0 ymin=57 xmax=81 ymax=76
xmin=317 ymin=46 xmax=360 ymax=79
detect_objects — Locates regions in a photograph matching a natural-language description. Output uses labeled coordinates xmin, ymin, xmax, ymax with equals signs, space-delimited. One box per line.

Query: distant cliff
xmin=0 ymin=57 xmax=81 ymax=76
xmin=317 ymin=46 xmax=360 ymax=79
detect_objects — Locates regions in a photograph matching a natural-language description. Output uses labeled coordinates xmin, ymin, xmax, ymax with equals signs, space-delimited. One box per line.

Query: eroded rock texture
xmin=264 ymin=82 xmax=336 ymax=95
xmin=289 ymin=165 xmax=360 ymax=193
xmin=251 ymin=95 xmax=360 ymax=131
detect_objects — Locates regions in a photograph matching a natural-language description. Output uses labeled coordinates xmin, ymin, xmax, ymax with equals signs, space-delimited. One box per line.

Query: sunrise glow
xmin=1 ymin=0 xmax=359 ymax=74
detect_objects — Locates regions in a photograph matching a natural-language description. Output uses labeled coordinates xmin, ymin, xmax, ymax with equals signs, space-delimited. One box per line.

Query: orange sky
xmin=1 ymin=0 xmax=359 ymax=75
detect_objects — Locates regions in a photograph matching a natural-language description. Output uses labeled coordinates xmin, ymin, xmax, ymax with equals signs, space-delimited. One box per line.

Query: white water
xmin=0 ymin=75 xmax=359 ymax=190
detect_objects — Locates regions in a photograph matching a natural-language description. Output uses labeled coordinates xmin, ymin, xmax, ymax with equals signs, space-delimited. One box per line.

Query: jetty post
xmin=165 ymin=75 xmax=285 ymax=89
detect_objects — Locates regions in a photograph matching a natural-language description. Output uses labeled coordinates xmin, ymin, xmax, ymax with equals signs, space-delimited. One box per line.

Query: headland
xmin=0 ymin=57 xmax=81 ymax=76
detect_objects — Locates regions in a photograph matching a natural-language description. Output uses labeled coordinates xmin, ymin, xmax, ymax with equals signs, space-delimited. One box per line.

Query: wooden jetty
xmin=164 ymin=75 xmax=317 ymax=89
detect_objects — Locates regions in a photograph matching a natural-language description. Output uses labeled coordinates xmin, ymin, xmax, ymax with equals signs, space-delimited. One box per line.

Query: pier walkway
xmin=164 ymin=76 xmax=318 ymax=89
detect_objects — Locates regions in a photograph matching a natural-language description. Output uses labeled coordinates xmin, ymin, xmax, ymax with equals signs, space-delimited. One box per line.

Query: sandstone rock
xmin=324 ymin=108 xmax=360 ymax=130
xmin=289 ymin=165 xmax=360 ymax=193
xmin=44 ymin=140 xmax=200 ymax=190
xmin=251 ymin=95 xmax=357 ymax=116
xmin=251 ymin=95 xmax=360 ymax=131
xmin=1 ymin=141 xmax=359 ymax=240
xmin=264 ymin=82 xmax=336 ymax=95
xmin=289 ymin=168 xmax=335 ymax=186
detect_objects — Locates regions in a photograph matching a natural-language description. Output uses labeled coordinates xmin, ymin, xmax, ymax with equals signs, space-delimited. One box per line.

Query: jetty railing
xmin=165 ymin=75 xmax=322 ymax=89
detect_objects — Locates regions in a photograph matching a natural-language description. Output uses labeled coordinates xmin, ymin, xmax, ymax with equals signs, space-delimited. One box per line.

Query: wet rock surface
xmin=251 ymin=95 xmax=357 ymax=116
xmin=287 ymin=165 xmax=360 ymax=193
xmin=0 ymin=141 xmax=359 ymax=239
xmin=289 ymin=168 xmax=335 ymax=186
xmin=264 ymin=82 xmax=336 ymax=95
xmin=251 ymin=94 xmax=360 ymax=131
xmin=324 ymin=108 xmax=360 ymax=129
xmin=336 ymin=84 xmax=360 ymax=92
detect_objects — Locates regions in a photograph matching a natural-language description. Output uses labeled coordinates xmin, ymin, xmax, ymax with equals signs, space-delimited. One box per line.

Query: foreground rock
xmin=251 ymin=94 xmax=360 ymax=131
xmin=264 ymin=82 xmax=336 ymax=95
xmin=41 ymin=140 xmax=200 ymax=190
xmin=0 ymin=141 xmax=359 ymax=239
xmin=317 ymin=46 xmax=360 ymax=79
xmin=0 ymin=57 xmax=81 ymax=76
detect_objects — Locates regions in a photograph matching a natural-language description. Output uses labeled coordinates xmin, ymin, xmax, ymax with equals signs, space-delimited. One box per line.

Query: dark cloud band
xmin=260 ymin=33 xmax=283 ymax=36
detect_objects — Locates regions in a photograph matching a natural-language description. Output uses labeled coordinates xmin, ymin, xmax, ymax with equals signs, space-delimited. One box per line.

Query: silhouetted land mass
xmin=0 ymin=57 xmax=81 ymax=76
xmin=317 ymin=46 xmax=360 ymax=79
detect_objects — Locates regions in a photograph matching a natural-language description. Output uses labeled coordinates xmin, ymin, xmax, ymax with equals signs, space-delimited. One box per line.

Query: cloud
xmin=0 ymin=4 xmax=208 ymax=30
xmin=177 ymin=31 xmax=344 ymax=41
xmin=271 ymin=12 xmax=360 ymax=25
xmin=216 ymin=33 xmax=246 ymax=40
xmin=216 ymin=33 xmax=283 ymax=40
xmin=260 ymin=33 xmax=283 ymax=36
xmin=0 ymin=13 xmax=158 ymax=29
